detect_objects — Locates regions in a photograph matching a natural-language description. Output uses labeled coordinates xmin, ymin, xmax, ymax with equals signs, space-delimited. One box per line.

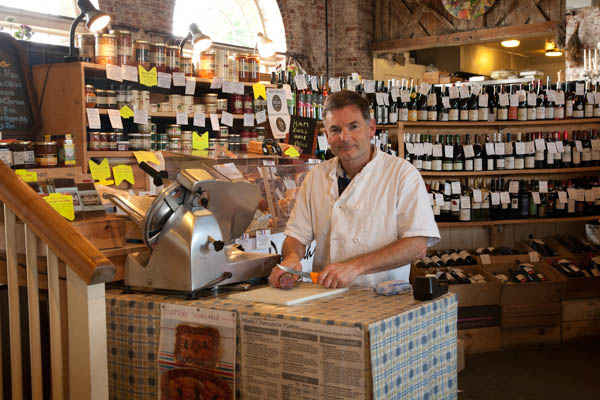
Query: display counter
xmin=106 ymin=287 xmax=457 ymax=399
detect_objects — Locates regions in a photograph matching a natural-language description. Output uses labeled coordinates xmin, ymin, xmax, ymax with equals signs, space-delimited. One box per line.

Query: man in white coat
xmin=269 ymin=90 xmax=440 ymax=288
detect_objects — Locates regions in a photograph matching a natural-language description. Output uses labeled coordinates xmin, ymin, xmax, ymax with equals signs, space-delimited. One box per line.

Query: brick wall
xmin=565 ymin=5 xmax=600 ymax=80
xmin=99 ymin=0 xmax=176 ymax=40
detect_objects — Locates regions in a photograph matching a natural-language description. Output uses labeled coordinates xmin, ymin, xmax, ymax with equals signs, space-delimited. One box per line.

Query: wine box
xmin=457 ymin=327 xmax=501 ymax=354
xmin=562 ymin=297 xmax=600 ymax=342
xmin=500 ymin=303 xmax=562 ymax=328
xmin=501 ymin=325 xmax=561 ymax=348
xmin=543 ymin=256 xmax=600 ymax=299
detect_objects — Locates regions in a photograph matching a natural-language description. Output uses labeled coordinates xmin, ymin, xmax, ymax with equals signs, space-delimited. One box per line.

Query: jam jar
xmin=88 ymin=131 xmax=102 ymax=151
xmin=95 ymin=89 xmax=107 ymax=109
xmin=0 ymin=142 xmax=13 ymax=168
xmin=236 ymin=53 xmax=248 ymax=82
xmin=114 ymin=30 xmax=133 ymax=66
xmin=11 ymin=141 xmax=35 ymax=169
xmin=34 ymin=140 xmax=58 ymax=168
xmin=180 ymin=56 xmax=193 ymax=77
xmin=106 ymin=89 xmax=118 ymax=109
xmin=197 ymin=51 xmax=215 ymax=79
xmin=247 ymin=53 xmax=260 ymax=83
xmin=94 ymin=33 xmax=117 ymax=65
xmin=150 ymin=43 xmax=167 ymax=72
xmin=243 ymin=91 xmax=253 ymax=114
xmin=78 ymin=34 xmax=95 ymax=62
xmin=166 ymin=45 xmax=180 ymax=73
xmin=85 ymin=85 xmax=97 ymax=108
xmin=231 ymin=94 xmax=243 ymax=114
xmin=134 ymin=40 xmax=151 ymax=70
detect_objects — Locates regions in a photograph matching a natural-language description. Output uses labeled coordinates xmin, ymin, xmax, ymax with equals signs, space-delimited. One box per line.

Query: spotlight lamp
xmin=65 ymin=0 xmax=111 ymax=62
xmin=257 ymin=32 xmax=276 ymax=58
xmin=179 ymin=23 xmax=212 ymax=53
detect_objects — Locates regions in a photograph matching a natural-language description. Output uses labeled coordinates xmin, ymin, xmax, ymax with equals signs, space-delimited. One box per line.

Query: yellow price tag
xmin=191 ymin=150 xmax=210 ymax=157
xmin=120 ymin=105 xmax=134 ymax=119
xmin=138 ymin=65 xmax=157 ymax=87
xmin=133 ymin=151 xmax=160 ymax=165
xmin=284 ymin=146 xmax=300 ymax=158
xmin=88 ymin=158 xmax=114 ymax=185
xmin=15 ymin=169 xmax=38 ymax=183
xmin=43 ymin=193 xmax=75 ymax=221
xmin=112 ymin=165 xmax=135 ymax=186
xmin=193 ymin=131 xmax=209 ymax=150
xmin=253 ymin=82 xmax=266 ymax=100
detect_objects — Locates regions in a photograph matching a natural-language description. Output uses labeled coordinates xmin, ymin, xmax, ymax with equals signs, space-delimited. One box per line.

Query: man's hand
xmin=317 ymin=262 xmax=362 ymax=288
xmin=268 ymin=261 xmax=302 ymax=288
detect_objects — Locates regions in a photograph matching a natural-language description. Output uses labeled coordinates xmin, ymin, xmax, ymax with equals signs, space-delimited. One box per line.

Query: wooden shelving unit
xmin=401 ymin=118 xmax=600 ymax=127
xmin=437 ymin=215 xmax=600 ymax=228
xmin=87 ymin=151 xmax=135 ymax=158
xmin=421 ymin=167 xmax=600 ymax=177
xmin=96 ymin=110 xmax=246 ymax=119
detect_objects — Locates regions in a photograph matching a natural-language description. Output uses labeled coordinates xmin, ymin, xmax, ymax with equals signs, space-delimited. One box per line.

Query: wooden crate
xmin=501 ymin=325 xmax=561 ymax=349
xmin=457 ymin=327 xmax=501 ymax=354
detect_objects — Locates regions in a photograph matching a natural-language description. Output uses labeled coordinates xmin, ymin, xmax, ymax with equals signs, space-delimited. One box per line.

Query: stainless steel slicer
xmin=104 ymin=162 xmax=280 ymax=292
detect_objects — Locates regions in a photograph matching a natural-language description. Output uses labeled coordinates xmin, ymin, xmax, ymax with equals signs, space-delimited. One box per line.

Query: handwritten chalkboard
xmin=287 ymin=115 xmax=317 ymax=158
xmin=0 ymin=33 xmax=40 ymax=139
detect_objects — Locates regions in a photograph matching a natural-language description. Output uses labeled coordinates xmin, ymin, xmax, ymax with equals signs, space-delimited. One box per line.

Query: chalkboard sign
xmin=0 ymin=33 xmax=40 ymax=139
xmin=287 ymin=115 xmax=317 ymax=158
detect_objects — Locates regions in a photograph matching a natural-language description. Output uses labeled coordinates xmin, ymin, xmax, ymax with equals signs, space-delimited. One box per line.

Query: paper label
xmin=87 ymin=108 xmax=101 ymax=129
xmin=157 ymin=72 xmax=171 ymax=88
xmin=491 ymin=192 xmax=500 ymax=205
xmin=88 ymin=158 xmax=113 ymax=185
xmin=172 ymin=72 xmax=186 ymax=86
xmin=423 ymin=142 xmax=433 ymax=155
xmin=546 ymin=142 xmax=558 ymax=154
xmin=133 ymin=151 xmax=160 ymax=165
xmin=221 ymin=111 xmax=234 ymax=127
xmin=106 ymin=64 xmax=123 ymax=82
xmin=539 ymin=180 xmax=548 ymax=193
xmin=256 ymin=110 xmax=267 ymax=124
xmin=485 ymin=142 xmax=495 ymax=155
xmin=463 ymin=144 xmax=474 ymax=158
xmin=193 ymin=112 xmax=206 ymax=127
xmin=459 ymin=86 xmax=470 ymax=99
xmin=471 ymin=84 xmax=481 ymax=96
xmin=594 ymin=187 xmax=600 ymax=200
xmin=479 ymin=93 xmax=488 ymax=107
xmin=442 ymin=96 xmax=450 ymax=109
xmin=391 ymin=87 xmax=400 ymax=100
xmin=449 ymin=87 xmax=459 ymax=99
xmin=222 ymin=80 xmax=234 ymax=93
xmin=193 ymin=131 xmax=209 ymax=150
xmin=546 ymin=90 xmax=556 ymax=102
xmin=460 ymin=196 xmax=471 ymax=209
xmin=556 ymin=91 xmax=565 ymax=105
xmin=473 ymin=189 xmax=482 ymax=203
xmin=311 ymin=76 xmax=319 ymax=91
xmin=185 ymin=77 xmax=196 ymax=95
xmin=586 ymin=189 xmax=596 ymax=202
xmin=535 ymin=138 xmax=546 ymax=151
xmin=234 ymin=82 xmax=245 ymax=95
xmin=210 ymin=114 xmax=220 ymax=131
xmin=294 ymin=74 xmax=308 ymax=90
xmin=112 ymin=164 xmax=135 ymax=186
xmin=556 ymin=141 xmax=564 ymax=153
xmin=532 ymin=192 xmax=541 ymax=205
xmin=400 ymin=90 xmax=411 ymax=103
xmin=576 ymin=83 xmax=584 ymax=96
xmin=107 ymin=109 xmax=123 ymax=129
xmin=364 ymin=80 xmax=375 ymax=93
xmin=210 ymin=77 xmax=223 ymax=89
xmin=500 ymin=192 xmax=510 ymax=204
xmin=509 ymin=180 xmax=519 ymax=193
xmin=419 ymin=82 xmax=431 ymax=96
xmin=445 ymin=145 xmax=454 ymax=158
xmin=253 ymin=82 xmax=266 ymax=100
xmin=176 ymin=111 xmax=188 ymax=125
xmin=44 ymin=193 xmax=75 ymax=221
xmin=558 ymin=191 xmax=568 ymax=203
xmin=451 ymin=181 xmax=461 ymax=195
xmin=133 ymin=109 xmax=148 ymax=124
xmin=527 ymin=93 xmax=537 ymax=106
xmin=243 ymin=113 xmax=254 ymax=127
xmin=435 ymin=193 xmax=444 ymax=206
xmin=494 ymin=142 xmax=505 ymax=155
xmin=15 ymin=169 xmax=37 ymax=182
xmin=318 ymin=135 xmax=329 ymax=151
xmin=529 ymin=252 xmax=540 ymax=262
xmin=329 ymin=78 xmax=341 ymax=93
xmin=255 ymin=229 xmax=271 ymax=250
xmin=122 ymin=65 xmax=138 ymax=82
xmin=120 ymin=105 xmax=134 ymax=119
xmin=575 ymin=140 xmax=583 ymax=152
xmin=433 ymin=144 xmax=443 ymax=157
xmin=444 ymin=183 xmax=451 ymax=196
xmin=499 ymin=93 xmax=509 ymax=106
xmin=480 ymin=254 xmax=491 ymax=264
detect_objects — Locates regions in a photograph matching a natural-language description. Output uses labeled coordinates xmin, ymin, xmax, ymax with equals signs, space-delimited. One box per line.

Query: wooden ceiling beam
xmin=372 ymin=20 xmax=560 ymax=53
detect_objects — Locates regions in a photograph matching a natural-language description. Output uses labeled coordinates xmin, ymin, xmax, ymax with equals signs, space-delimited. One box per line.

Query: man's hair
xmin=323 ymin=90 xmax=371 ymax=121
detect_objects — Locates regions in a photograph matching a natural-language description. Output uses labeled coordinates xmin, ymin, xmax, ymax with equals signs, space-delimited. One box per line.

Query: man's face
xmin=324 ymin=105 xmax=375 ymax=164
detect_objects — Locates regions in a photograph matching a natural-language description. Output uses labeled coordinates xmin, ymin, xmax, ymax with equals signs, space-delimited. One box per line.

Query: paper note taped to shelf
xmin=88 ymin=158 xmax=113 ymax=185
xmin=185 ymin=77 xmax=196 ymax=95
xmin=107 ymin=109 xmax=123 ymax=129
xmin=176 ymin=112 xmax=188 ymax=125
xmin=244 ymin=113 xmax=254 ymax=127
xmin=15 ymin=169 xmax=37 ymax=182
xmin=214 ymin=163 xmax=243 ymax=180
xmin=256 ymin=110 xmax=267 ymax=124
xmin=134 ymin=109 xmax=148 ymax=124
xmin=120 ymin=105 xmax=134 ymax=119
xmin=253 ymin=82 xmax=266 ymax=100
xmin=529 ymin=252 xmax=540 ymax=262
xmin=193 ymin=131 xmax=208 ymax=150
xmin=221 ymin=111 xmax=234 ymax=127
xmin=87 ymin=108 xmax=101 ymax=129
xmin=157 ymin=72 xmax=171 ymax=88
xmin=44 ymin=193 xmax=74 ymax=221
xmin=172 ymin=72 xmax=186 ymax=86
xmin=133 ymin=151 xmax=160 ymax=165
xmin=122 ymin=65 xmax=138 ymax=82
xmin=210 ymin=77 xmax=223 ymax=89
xmin=210 ymin=114 xmax=220 ymax=131
xmin=138 ymin=66 xmax=157 ymax=87
xmin=234 ymin=82 xmax=245 ymax=95
xmin=113 ymin=165 xmax=135 ymax=186
xmin=106 ymin=64 xmax=123 ymax=82
xmin=193 ymin=112 xmax=205 ymax=127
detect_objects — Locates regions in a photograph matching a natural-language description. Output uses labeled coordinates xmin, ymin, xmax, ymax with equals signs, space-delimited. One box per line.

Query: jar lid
xmin=16 ymin=140 xmax=32 ymax=144
xmin=111 ymin=29 xmax=131 ymax=34
xmin=167 ymin=124 xmax=181 ymax=127
xmin=153 ymin=42 xmax=166 ymax=47
xmin=168 ymin=45 xmax=179 ymax=49
xmin=34 ymin=141 xmax=57 ymax=145
xmin=128 ymin=133 xmax=142 ymax=137
xmin=117 ymin=141 xmax=129 ymax=144
xmin=85 ymin=84 xmax=95 ymax=89
xmin=135 ymin=40 xmax=149 ymax=44
xmin=95 ymin=33 xmax=116 ymax=38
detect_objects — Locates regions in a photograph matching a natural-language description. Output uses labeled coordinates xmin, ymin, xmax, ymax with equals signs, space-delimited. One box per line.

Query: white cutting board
xmin=228 ymin=283 xmax=348 ymax=306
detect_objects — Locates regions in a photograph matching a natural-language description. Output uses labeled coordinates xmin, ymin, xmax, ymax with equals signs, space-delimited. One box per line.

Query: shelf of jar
xmin=401 ymin=118 xmax=600 ymax=127
xmin=95 ymin=110 xmax=254 ymax=120
xmin=420 ymin=166 xmax=600 ymax=177
xmin=437 ymin=215 xmax=600 ymax=228
xmin=80 ymin=62 xmax=276 ymax=88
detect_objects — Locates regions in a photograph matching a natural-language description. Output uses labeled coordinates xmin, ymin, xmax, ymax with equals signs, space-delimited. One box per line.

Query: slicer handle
xmin=139 ymin=161 xmax=169 ymax=186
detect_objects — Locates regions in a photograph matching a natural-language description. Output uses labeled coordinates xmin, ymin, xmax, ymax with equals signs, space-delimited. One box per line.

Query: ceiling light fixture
xmin=545 ymin=39 xmax=562 ymax=57
xmin=501 ymin=39 xmax=520 ymax=48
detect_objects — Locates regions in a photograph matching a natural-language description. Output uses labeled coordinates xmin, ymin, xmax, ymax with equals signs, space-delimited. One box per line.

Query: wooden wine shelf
xmin=421 ymin=166 xmax=600 ymax=177
xmin=376 ymin=124 xmax=400 ymax=129
xmin=437 ymin=215 xmax=600 ymax=228
xmin=401 ymin=118 xmax=600 ymax=127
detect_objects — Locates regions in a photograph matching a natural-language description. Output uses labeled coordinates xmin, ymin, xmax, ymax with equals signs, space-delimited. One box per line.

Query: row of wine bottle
xmin=552 ymin=258 xmax=600 ymax=278
xmin=415 ymin=247 xmax=527 ymax=268
xmin=426 ymin=176 xmax=600 ymax=222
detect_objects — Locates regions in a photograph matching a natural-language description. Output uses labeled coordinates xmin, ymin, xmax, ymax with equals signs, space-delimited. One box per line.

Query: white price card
xmin=509 ymin=180 xmax=520 ymax=193
xmin=586 ymin=189 xmax=596 ymax=202
xmin=499 ymin=93 xmax=509 ymax=106
xmin=535 ymin=138 xmax=546 ymax=151
xmin=255 ymin=229 xmax=271 ymax=250
xmin=364 ymin=80 xmax=376 ymax=93
xmin=539 ymin=180 xmax=548 ymax=193
xmin=214 ymin=162 xmax=244 ymax=180
xmin=157 ymin=72 xmax=171 ymax=88
xmin=460 ymin=196 xmax=471 ymax=209
xmin=419 ymin=82 xmax=431 ymax=96
xmin=546 ymin=90 xmax=556 ymax=102
xmin=449 ymin=86 xmax=459 ymax=99
xmin=433 ymin=144 xmax=443 ymax=157
xmin=210 ymin=114 xmax=220 ymax=131
xmin=318 ymin=135 xmax=329 ymax=151
xmin=515 ymin=142 xmax=525 ymax=155
xmin=375 ymin=93 xmax=384 ymax=105
xmin=427 ymin=93 xmax=436 ymax=106
xmin=347 ymin=80 xmax=358 ymax=91
xmin=185 ymin=77 xmax=196 ymax=95
xmin=567 ymin=188 xmax=576 ymax=200
xmin=234 ymin=82 xmax=245 ymax=95
xmin=352 ymin=72 xmax=359 ymax=80
xmin=575 ymin=140 xmax=583 ymax=152
xmin=311 ymin=75 xmax=319 ymax=91
xmin=480 ymin=254 xmax=491 ymax=264
xmin=222 ymin=80 xmax=234 ymax=93
xmin=243 ymin=113 xmax=254 ymax=127
xmin=444 ymin=182 xmax=451 ymax=196
xmin=473 ymin=189 xmax=482 ymax=203
xmin=442 ymin=96 xmax=451 ymax=109
xmin=509 ymin=94 xmax=519 ymax=107
xmin=451 ymin=181 xmax=461 ymax=195
xmin=445 ymin=145 xmax=454 ymax=158
xmin=389 ymin=112 xmax=398 ymax=123
xmin=505 ymin=141 xmax=513 ymax=155
xmin=575 ymin=189 xmax=585 ymax=201
xmin=435 ymin=193 xmax=444 ymax=207
xmin=491 ymin=192 xmax=500 ymax=205
xmin=592 ymin=140 xmax=600 ymax=151
xmin=87 ymin=108 xmax=101 ymax=129
xmin=463 ymin=144 xmax=474 ymax=158
xmin=172 ymin=72 xmax=186 ymax=86
xmin=256 ymin=110 xmax=267 ymax=124
xmin=485 ymin=142 xmax=495 ymax=155
xmin=556 ymin=141 xmax=564 ymax=153
xmin=193 ymin=112 xmax=205 ymax=127
xmin=294 ymin=74 xmax=307 ymax=90
xmin=210 ymin=77 xmax=223 ymax=89
xmin=176 ymin=111 xmax=188 ymax=125
xmin=529 ymin=252 xmax=540 ymax=263
xmin=558 ymin=191 xmax=568 ymax=204
xmin=526 ymin=141 xmax=536 ymax=154
xmin=106 ymin=64 xmax=123 ymax=82
xmin=527 ymin=93 xmax=537 ymax=106
xmin=595 ymin=92 xmax=600 ymax=105
xmin=555 ymin=90 xmax=566 ymax=105
xmin=122 ymin=65 xmax=138 ymax=82
xmin=107 ymin=109 xmax=123 ymax=129
xmin=459 ymin=86 xmax=470 ymax=99
xmin=587 ymin=93 xmax=595 ymax=104
xmin=500 ymin=192 xmax=510 ymax=204
xmin=401 ymin=90 xmax=410 ymax=103
xmin=546 ymin=142 xmax=558 ymax=154
xmin=576 ymin=83 xmax=584 ymax=96
xmin=405 ymin=143 xmax=414 ymax=154
xmin=478 ymin=93 xmax=488 ymax=107
xmin=391 ymin=87 xmax=400 ymax=100
xmin=133 ymin=109 xmax=148 ymax=124
xmin=329 ymin=78 xmax=341 ymax=92
xmin=221 ymin=111 xmax=234 ymax=127
xmin=471 ymin=84 xmax=481 ymax=96
xmin=517 ymin=90 xmax=526 ymax=102
xmin=282 ymin=84 xmax=293 ymax=100
xmin=383 ymin=93 xmax=390 ymax=106
xmin=414 ymin=143 xmax=424 ymax=156
xmin=424 ymin=142 xmax=433 ymax=155
xmin=532 ymin=192 xmax=541 ymax=205
xmin=494 ymin=142 xmax=505 ymax=155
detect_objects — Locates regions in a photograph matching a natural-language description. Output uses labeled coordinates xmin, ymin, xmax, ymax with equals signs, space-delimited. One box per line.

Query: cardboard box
xmin=501 ymin=325 xmax=561 ymax=348
xmin=543 ymin=256 xmax=600 ymax=299
xmin=457 ymin=327 xmax=501 ymax=354
xmin=562 ymin=298 xmax=600 ymax=321
xmin=562 ymin=319 xmax=600 ymax=342
xmin=458 ymin=304 xmax=500 ymax=330
xmin=457 ymin=339 xmax=465 ymax=373
xmin=500 ymin=303 xmax=562 ymax=328
xmin=439 ymin=75 xmax=462 ymax=84
xmin=423 ymin=71 xmax=441 ymax=84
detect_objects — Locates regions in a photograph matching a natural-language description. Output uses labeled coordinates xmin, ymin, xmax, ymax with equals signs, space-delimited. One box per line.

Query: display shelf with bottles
xmin=402 ymin=119 xmax=600 ymax=127
xmin=437 ymin=216 xmax=600 ymax=228
xmin=421 ymin=167 xmax=600 ymax=177
xmin=94 ymin=110 xmax=247 ymax=119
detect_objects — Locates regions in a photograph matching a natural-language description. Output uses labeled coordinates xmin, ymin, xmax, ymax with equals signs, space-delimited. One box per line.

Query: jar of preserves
xmin=88 ymin=132 xmax=101 ymax=150
xmin=34 ymin=141 xmax=58 ymax=168
xmin=141 ymin=134 xmax=152 ymax=150
xmin=106 ymin=132 xmax=118 ymax=151
xmin=205 ymin=104 xmax=218 ymax=114
xmin=218 ymin=138 xmax=229 ymax=150
xmin=208 ymin=138 xmax=217 ymax=150
xmin=198 ymin=51 xmax=215 ymax=79
xmin=94 ymin=33 xmax=117 ymax=65
xmin=247 ymin=53 xmax=260 ymax=83
xmin=99 ymin=133 xmax=109 ymax=151
xmin=240 ymin=129 xmax=250 ymax=152
xmin=78 ymin=34 xmax=95 ymax=61
xmin=134 ymin=40 xmax=151 ymax=70
xmin=231 ymin=94 xmax=243 ymax=114
xmin=150 ymin=43 xmax=167 ymax=72
xmin=166 ymin=124 xmax=181 ymax=136
xmin=11 ymin=141 xmax=35 ymax=169
xmin=166 ymin=45 xmax=180 ymax=73
xmin=219 ymin=127 xmax=229 ymax=138
xmin=254 ymin=97 xmax=266 ymax=113
xmin=106 ymin=90 xmax=118 ymax=109
xmin=0 ymin=142 xmax=13 ymax=168
xmin=140 ymin=90 xmax=150 ymax=111
xmin=214 ymin=49 xmax=228 ymax=78
xmin=236 ymin=53 xmax=248 ymax=82
xmin=95 ymin=89 xmax=106 ymax=109
xmin=229 ymin=134 xmax=241 ymax=152
xmin=181 ymin=140 xmax=193 ymax=150
xmin=228 ymin=53 xmax=238 ymax=82
xmin=169 ymin=137 xmax=182 ymax=150
xmin=243 ymin=92 xmax=253 ymax=114
xmin=180 ymin=56 xmax=193 ymax=77
xmin=217 ymin=98 xmax=228 ymax=113
xmin=117 ymin=141 xmax=129 ymax=151
xmin=85 ymin=85 xmax=97 ymax=108
xmin=113 ymin=30 xmax=133 ymax=66
xmin=181 ymin=131 xmax=193 ymax=141
xmin=256 ymin=127 xmax=266 ymax=142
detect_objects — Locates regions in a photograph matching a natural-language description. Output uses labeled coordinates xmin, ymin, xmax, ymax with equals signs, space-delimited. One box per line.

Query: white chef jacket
xmin=284 ymin=146 xmax=440 ymax=287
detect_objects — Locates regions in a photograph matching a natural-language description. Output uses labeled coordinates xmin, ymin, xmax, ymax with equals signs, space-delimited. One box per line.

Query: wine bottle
xmin=545 ymin=132 xmax=554 ymax=169
xmin=488 ymin=85 xmax=497 ymax=122
xmin=525 ymin=132 xmax=536 ymax=169
xmin=473 ymin=135 xmax=483 ymax=171
xmin=478 ymin=85 xmax=489 ymax=121
xmin=536 ymin=79 xmax=546 ymax=120
xmin=553 ymin=131 xmax=563 ymax=168
xmin=468 ymin=88 xmax=479 ymax=122
xmin=545 ymin=77 xmax=554 ymax=120
xmin=529 ymin=235 xmax=557 ymax=257
xmin=443 ymin=135 xmax=453 ymax=171
xmin=432 ymin=135 xmax=443 ymax=171
xmin=510 ymin=180 xmax=520 ymax=219
xmin=417 ymin=87 xmax=428 ymax=121
xmin=438 ymin=86 xmax=449 ymax=122
xmin=572 ymin=131 xmax=581 ymax=168
xmin=526 ymin=82 xmax=537 ymax=121
xmin=459 ymin=184 xmax=471 ymax=222
xmin=504 ymin=132 xmax=515 ymax=170
xmin=495 ymin=132 xmax=505 ymax=170
xmin=453 ymin=134 xmax=464 ymax=171
xmin=565 ymin=81 xmax=574 ymax=119
xmin=471 ymin=179 xmax=481 ymax=221
xmin=427 ymin=86 xmax=437 ymax=121
xmin=449 ymin=85 xmax=459 ymax=121
xmin=449 ymin=268 xmax=470 ymax=284
xmin=508 ymin=266 xmax=529 ymax=283
xmin=480 ymin=178 xmax=490 ymax=221
xmin=518 ymin=84 xmax=528 ymax=121
xmin=464 ymin=134 xmax=474 ymax=171
xmin=423 ymin=135 xmax=432 ymax=171
xmin=408 ymin=80 xmax=418 ymax=122
xmin=484 ymin=134 xmax=495 ymax=171
xmin=514 ymin=132 xmax=525 ymax=170
xmin=459 ymin=249 xmax=477 ymax=265
xmin=519 ymin=263 xmax=540 ymax=282
xmin=562 ymin=131 xmax=572 ymax=168
xmin=581 ymin=130 xmax=592 ymax=167
xmin=519 ymin=179 xmax=530 ymax=219
xmin=573 ymin=82 xmax=584 ymax=119
xmin=584 ymin=81 xmax=594 ymax=118
xmin=460 ymin=87 xmax=469 ymax=121
xmin=399 ymin=79 xmax=409 ymax=122
xmin=508 ymin=85 xmax=518 ymax=120
xmin=595 ymin=83 xmax=600 ymax=118
xmin=534 ymin=132 xmax=545 ymax=169
xmin=497 ymin=84 xmax=508 ymax=121
xmin=554 ymin=80 xmax=565 ymax=120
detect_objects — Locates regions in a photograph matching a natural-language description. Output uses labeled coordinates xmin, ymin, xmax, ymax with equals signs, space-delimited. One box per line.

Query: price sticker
xmin=329 ymin=78 xmax=341 ymax=93
xmin=595 ymin=92 xmax=600 ymax=105
xmin=435 ymin=193 xmax=444 ymax=206
xmin=389 ymin=112 xmax=398 ymax=123
xmin=509 ymin=180 xmax=520 ymax=193
xmin=294 ymin=74 xmax=308 ymax=90
xmin=112 ymin=165 xmax=135 ymax=186
xmin=172 ymin=72 xmax=186 ymax=86
xmin=106 ymin=64 xmax=123 ymax=82
xmin=222 ymin=80 xmax=234 ymax=93
xmin=423 ymin=142 xmax=433 ymax=155
xmin=586 ymin=189 xmax=596 ymax=202
xmin=471 ymin=84 xmax=481 ymax=96
xmin=442 ymin=96 xmax=451 ymax=109
xmin=575 ymin=140 xmax=583 ymax=152
xmin=255 ymin=229 xmax=271 ymax=250
xmin=491 ymin=192 xmax=500 ymax=205
xmin=558 ymin=191 xmax=568 ymax=203
xmin=517 ymin=90 xmax=526 ymax=102
xmin=221 ymin=111 xmax=234 ymax=127
xmin=253 ymin=82 xmax=266 ymax=100
xmin=215 ymin=163 xmax=244 ymax=180
xmin=107 ymin=109 xmax=123 ymax=129
xmin=505 ymin=141 xmax=513 ymax=155
xmin=234 ymin=82 xmax=245 ymax=95
xmin=576 ymin=83 xmax=584 ymax=96
xmin=499 ymin=93 xmax=509 ymax=106
xmin=427 ymin=93 xmax=436 ymax=106
xmin=526 ymin=141 xmax=536 ymax=154
xmin=405 ymin=143 xmax=414 ymax=154
xmin=460 ymin=196 xmax=471 ymax=209
xmin=473 ymin=189 xmax=482 ymax=203
xmin=478 ymin=93 xmax=488 ymax=107
xmin=535 ymin=138 xmax=546 ymax=151
xmin=193 ymin=112 xmax=205 ymax=127
xmin=546 ymin=142 xmax=558 ymax=154
xmin=352 ymin=72 xmax=360 ymax=81
xmin=175 ymin=112 xmax=187 ymax=125
xmin=429 ymin=144 xmax=441 ymax=157
xmin=383 ymin=93 xmax=390 ymax=106
xmin=391 ymin=87 xmax=400 ymax=100
xmin=133 ymin=151 xmax=160 ymax=165
xmin=500 ymin=192 xmax=510 ymax=204
xmin=364 ymin=80 xmax=376 ymax=93
xmin=43 ymin=193 xmax=75 ymax=221
xmin=556 ymin=141 xmax=564 ymax=153
xmin=451 ymin=181 xmax=461 ymax=195
xmin=444 ymin=145 xmax=454 ymax=158
xmin=256 ymin=110 xmax=267 ymax=124
xmin=193 ymin=131 xmax=209 ymax=150
xmin=567 ymin=188 xmax=576 ymax=199
xmin=413 ymin=143 xmax=424 ymax=156
xmin=88 ymin=158 xmax=113 ymax=185
xmin=556 ymin=91 xmax=565 ymax=105
xmin=594 ymin=187 xmax=600 ymax=200
xmin=527 ymin=93 xmax=537 ymax=106
xmin=463 ymin=144 xmax=474 ymax=158
xmin=485 ymin=142 xmax=495 ymax=155
xmin=157 ymin=72 xmax=171 ymax=88
xmin=575 ymin=189 xmax=585 ymax=201
xmin=122 ymin=65 xmax=138 ymax=82
xmin=509 ymin=94 xmax=519 ymax=107
xmin=311 ymin=75 xmax=319 ymax=91
xmin=480 ymin=254 xmax=491 ymax=264
xmin=538 ymin=180 xmax=548 ymax=193
xmin=532 ymin=192 xmax=541 ymax=205
xmin=210 ymin=77 xmax=223 ymax=89
xmin=494 ymin=142 xmax=505 ymax=155
xmin=401 ymin=90 xmax=410 ymax=103
xmin=444 ymin=182 xmax=451 ymax=196
xmin=529 ymin=252 xmax=540 ymax=263
xmin=587 ymin=93 xmax=595 ymax=104
xmin=243 ymin=113 xmax=254 ymax=127
xmin=419 ymin=82 xmax=431 ymax=96
xmin=133 ymin=109 xmax=148 ymax=124
xmin=449 ymin=87 xmax=459 ymax=99
xmin=546 ymin=90 xmax=556 ymax=102
xmin=375 ymin=93 xmax=384 ymax=105
xmin=515 ymin=142 xmax=525 ymax=155
xmin=459 ymin=86 xmax=470 ymax=99
xmin=210 ymin=114 xmax=220 ymax=131
xmin=591 ymin=140 xmax=600 ymax=151
xmin=185 ymin=77 xmax=196 ymax=95
xmin=86 ymin=108 xmax=101 ymax=129
xmin=15 ymin=169 xmax=38 ymax=182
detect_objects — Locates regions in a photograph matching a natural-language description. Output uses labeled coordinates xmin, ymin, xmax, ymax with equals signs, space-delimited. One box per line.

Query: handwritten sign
xmin=43 ymin=193 xmax=75 ymax=221
xmin=88 ymin=158 xmax=114 ymax=185
xmin=112 ymin=165 xmax=135 ymax=186
xmin=15 ymin=169 xmax=37 ymax=182
xmin=286 ymin=115 xmax=317 ymax=158
xmin=138 ymin=65 xmax=157 ymax=87
xmin=193 ymin=131 xmax=209 ymax=150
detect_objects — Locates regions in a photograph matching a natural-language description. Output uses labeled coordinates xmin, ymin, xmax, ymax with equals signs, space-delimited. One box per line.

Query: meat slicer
xmin=103 ymin=162 xmax=280 ymax=293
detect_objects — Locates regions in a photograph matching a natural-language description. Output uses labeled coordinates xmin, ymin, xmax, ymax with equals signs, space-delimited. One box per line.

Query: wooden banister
xmin=0 ymin=162 xmax=114 ymax=284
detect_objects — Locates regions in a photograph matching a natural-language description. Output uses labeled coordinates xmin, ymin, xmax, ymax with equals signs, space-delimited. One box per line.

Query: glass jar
xmin=240 ymin=129 xmax=250 ymax=152
xmin=198 ymin=51 xmax=215 ymax=79
xmin=217 ymin=98 xmax=228 ymax=113
xmin=218 ymin=138 xmax=229 ymax=150
xmin=247 ymin=53 xmax=260 ymax=83
xmin=106 ymin=132 xmax=118 ymax=151
xmin=134 ymin=40 xmax=151 ymax=70
xmin=208 ymin=138 xmax=217 ymax=150
xmin=256 ymin=127 xmax=266 ymax=142
xmin=254 ymin=97 xmax=266 ymax=113
xmin=88 ymin=132 xmax=102 ymax=151
xmin=228 ymin=53 xmax=238 ymax=82
xmin=127 ymin=133 xmax=141 ymax=150
xmin=99 ymin=133 xmax=110 ymax=151
xmin=150 ymin=43 xmax=167 ymax=72
xmin=11 ymin=141 xmax=35 ymax=169
xmin=34 ymin=141 xmax=58 ymax=168
xmin=167 ymin=45 xmax=180 ymax=73
xmin=243 ymin=92 xmax=253 ymax=114
xmin=181 ymin=140 xmax=193 ymax=150
xmin=113 ymin=30 xmax=133 ymax=66
xmin=214 ymin=49 xmax=228 ymax=78
xmin=78 ymin=34 xmax=95 ymax=61
xmin=117 ymin=141 xmax=129 ymax=151
xmin=236 ymin=54 xmax=248 ymax=82
xmin=94 ymin=33 xmax=117 ymax=65
xmin=95 ymin=89 xmax=106 ymax=109
xmin=169 ymin=137 xmax=181 ymax=150
xmin=229 ymin=134 xmax=241 ymax=152
xmin=106 ymin=90 xmax=118 ymax=109
xmin=141 ymin=134 xmax=152 ymax=150
xmin=85 ymin=85 xmax=97 ymax=108
xmin=219 ymin=127 xmax=229 ymax=138
xmin=166 ymin=124 xmax=181 ymax=136
xmin=180 ymin=56 xmax=193 ymax=77
xmin=0 ymin=142 xmax=13 ymax=168
xmin=231 ymin=94 xmax=243 ymax=114
xmin=181 ymin=131 xmax=193 ymax=141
